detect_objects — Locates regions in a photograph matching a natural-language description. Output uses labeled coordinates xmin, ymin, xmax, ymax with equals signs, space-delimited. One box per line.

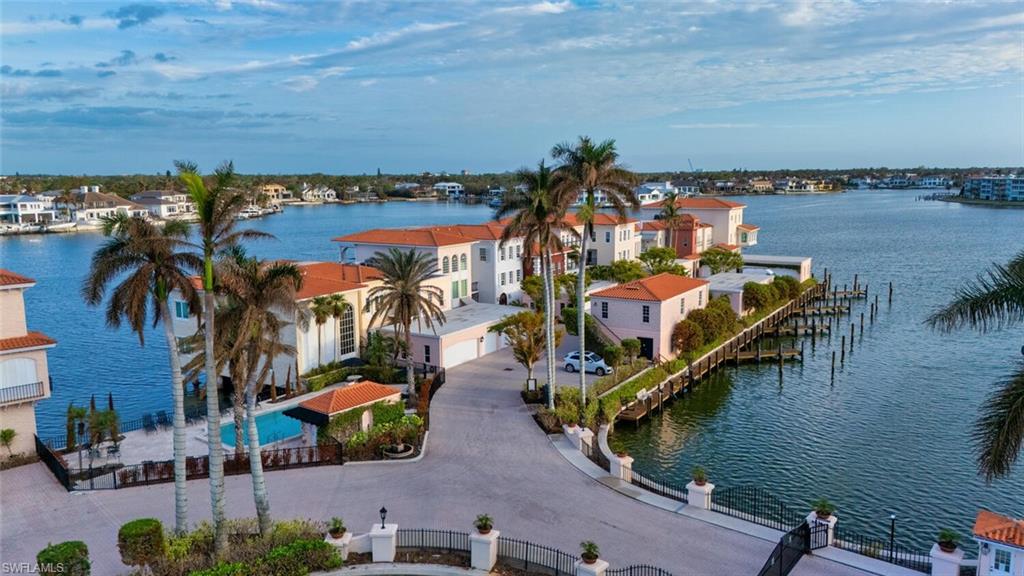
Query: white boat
xmin=488 ymin=197 xmax=503 ymax=208
xmin=237 ymin=207 xmax=262 ymax=220
xmin=0 ymin=223 xmax=43 ymax=235
xmin=44 ymin=222 xmax=77 ymax=233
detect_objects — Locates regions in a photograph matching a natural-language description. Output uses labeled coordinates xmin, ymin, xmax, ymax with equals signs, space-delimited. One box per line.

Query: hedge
xmin=38 ymin=541 xmax=90 ymax=576
xmin=118 ymin=518 xmax=165 ymax=567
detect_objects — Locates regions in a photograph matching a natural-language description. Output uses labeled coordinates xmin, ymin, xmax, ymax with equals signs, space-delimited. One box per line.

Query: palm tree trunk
xmin=543 ymin=251 xmax=557 ymax=410
xmin=203 ymin=290 xmax=227 ymax=555
xmin=232 ymin=385 xmax=245 ymax=456
xmin=577 ymin=227 xmax=589 ymax=408
xmin=405 ymin=325 xmax=416 ymax=406
xmin=158 ymin=300 xmax=188 ymax=534
xmin=317 ymin=324 xmax=323 ymax=366
xmin=245 ymin=384 xmax=271 ymax=535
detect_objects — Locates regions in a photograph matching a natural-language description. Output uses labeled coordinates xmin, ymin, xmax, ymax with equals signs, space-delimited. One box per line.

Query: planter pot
xmin=383 ymin=444 xmax=416 ymax=460
xmin=477 ymin=528 xmax=492 ymax=535
xmin=816 ymin=512 xmax=832 ymax=521
xmin=694 ymin=479 xmax=707 ymax=486
xmin=329 ymin=530 xmax=346 ymax=539
xmin=938 ymin=542 xmax=956 ymax=553
xmin=582 ymin=554 xmax=598 ymax=565
xmin=616 ymin=452 xmax=628 ymax=458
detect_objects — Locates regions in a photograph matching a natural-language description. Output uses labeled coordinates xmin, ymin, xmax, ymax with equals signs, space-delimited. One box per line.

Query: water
xmin=607 ymin=190 xmax=1024 ymax=551
xmin=3 ymin=191 xmax=1022 ymax=549
xmin=221 ymin=407 xmax=303 ymax=447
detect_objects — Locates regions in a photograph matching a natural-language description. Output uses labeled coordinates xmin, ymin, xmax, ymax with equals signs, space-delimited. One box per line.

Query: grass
xmin=591 ymin=359 xmax=649 ymax=396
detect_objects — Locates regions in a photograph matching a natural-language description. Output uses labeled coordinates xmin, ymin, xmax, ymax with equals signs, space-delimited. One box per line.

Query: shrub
xmin=937 ymin=528 xmax=960 ymax=547
xmin=742 ymin=282 xmax=773 ymax=311
xmin=773 ymin=275 xmax=800 ymax=300
xmin=811 ymin=498 xmax=835 ymax=518
xmin=602 ymin=345 xmax=623 ymax=374
xmin=38 ymin=541 xmax=90 ymax=576
xmin=189 ymin=562 xmax=247 ymax=576
xmin=118 ymin=518 xmax=165 ymax=567
xmin=474 ymin=514 xmax=494 ymax=532
xmin=620 ymin=338 xmax=641 ymax=361
xmin=371 ymin=401 xmax=406 ymax=426
xmin=672 ymin=320 xmax=704 ymax=356
xmin=328 ymin=517 xmax=345 ymax=537
xmin=260 ymin=539 xmax=342 ymax=576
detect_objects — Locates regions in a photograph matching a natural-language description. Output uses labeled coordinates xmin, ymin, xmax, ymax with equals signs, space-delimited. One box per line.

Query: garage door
xmin=482 ymin=332 xmax=504 ymax=355
xmin=443 ymin=339 xmax=478 ymax=368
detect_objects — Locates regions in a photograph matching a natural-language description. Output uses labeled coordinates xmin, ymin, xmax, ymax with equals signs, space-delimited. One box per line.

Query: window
xmin=698 ymin=291 xmax=703 ymax=306
xmin=642 ymin=305 xmax=650 ymax=323
xmin=601 ymin=302 xmax=608 ymax=319
xmin=500 ymin=247 xmax=506 ymax=260
xmin=515 ymin=245 xmax=521 ymax=258
xmin=516 ymin=270 xmax=521 ymax=282
xmin=480 ymin=247 xmax=487 ymax=262
xmin=460 ymin=254 xmax=467 ymax=269
xmin=443 ymin=257 xmax=450 ymax=273
xmin=452 ymin=281 xmax=459 ymax=299
xmin=605 ymin=231 xmax=611 ymax=243
xmin=338 ymin=306 xmax=355 ymax=355
xmin=460 ymin=279 xmax=467 ymax=297
xmin=681 ymin=298 xmax=686 ymax=313
xmin=500 ymin=272 xmax=506 ymax=286
xmin=174 ymin=301 xmax=190 ymax=319
xmin=451 ymin=256 xmax=459 ymax=272
xmin=993 ymin=549 xmax=1011 ymax=574
xmin=424 ymin=345 xmax=431 ymax=364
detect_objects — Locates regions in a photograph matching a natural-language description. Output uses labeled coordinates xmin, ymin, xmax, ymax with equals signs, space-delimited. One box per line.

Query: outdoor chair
xmin=156 ymin=411 xmax=171 ymax=429
xmin=142 ymin=413 xmax=157 ymax=433
xmin=106 ymin=444 xmax=121 ymax=461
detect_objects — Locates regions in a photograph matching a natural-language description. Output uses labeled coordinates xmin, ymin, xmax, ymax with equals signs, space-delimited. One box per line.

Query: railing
xmin=581 ymin=436 xmax=610 ymax=472
xmin=0 ymin=381 xmax=45 ymax=404
xmin=607 ymin=566 xmax=676 ymax=576
xmin=627 ymin=469 xmax=688 ymax=504
xmin=41 ymin=404 xmax=216 ymax=452
xmin=397 ymin=528 xmax=470 ymax=552
xmin=757 ymin=522 xmax=809 ymax=576
xmin=832 ymin=526 xmax=931 ymax=573
xmin=34 ymin=435 xmax=70 ymax=490
xmin=710 ymin=485 xmax=806 ymax=532
xmin=498 ymin=536 xmax=578 ymax=576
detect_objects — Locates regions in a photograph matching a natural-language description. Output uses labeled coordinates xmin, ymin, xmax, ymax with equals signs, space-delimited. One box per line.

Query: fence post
xmin=370 ymin=522 xmax=397 ymax=562
xmin=686 ymin=479 xmax=714 ymax=510
xmin=928 ymin=544 xmax=963 ymax=576
xmin=806 ymin=511 xmax=837 ymax=547
xmin=325 ymin=530 xmax=353 ymax=561
xmin=577 ymin=428 xmax=594 ymax=455
xmin=610 ymin=452 xmax=633 ymax=482
xmin=470 ymin=529 xmax=499 ymax=570
xmin=576 ymin=558 xmax=609 ymax=576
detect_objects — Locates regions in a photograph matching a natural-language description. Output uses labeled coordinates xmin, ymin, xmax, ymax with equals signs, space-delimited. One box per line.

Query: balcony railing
xmin=0 ymin=381 xmax=46 ymax=404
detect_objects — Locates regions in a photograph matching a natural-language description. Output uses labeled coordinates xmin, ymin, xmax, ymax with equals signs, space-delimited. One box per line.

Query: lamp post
xmin=379 ymin=506 xmax=388 ymax=529
xmin=889 ymin=514 xmax=896 ymax=563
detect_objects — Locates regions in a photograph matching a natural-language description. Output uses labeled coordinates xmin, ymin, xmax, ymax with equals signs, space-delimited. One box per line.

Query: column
xmin=686 ymin=481 xmax=714 ymax=510
xmin=576 ymin=558 xmax=609 ymax=576
xmin=578 ymin=428 xmax=594 ymax=455
xmin=611 ymin=453 xmax=633 ymax=481
xmin=370 ymin=523 xmax=397 ymax=562
xmin=470 ymin=530 xmax=499 ymax=571
xmin=806 ymin=512 xmax=838 ymax=547
xmin=929 ymin=544 xmax=964 ymax=576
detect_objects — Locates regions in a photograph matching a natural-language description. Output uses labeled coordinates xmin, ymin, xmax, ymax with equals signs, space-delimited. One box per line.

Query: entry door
xmin=638 ymin=337 xmax=654 ymax=360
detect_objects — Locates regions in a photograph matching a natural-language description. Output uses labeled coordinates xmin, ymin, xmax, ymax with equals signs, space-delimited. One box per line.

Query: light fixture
xmin=379 ymin=506 xmax=387 ymax=528
xmin=982 ymin=542 xmax=990 ymax=554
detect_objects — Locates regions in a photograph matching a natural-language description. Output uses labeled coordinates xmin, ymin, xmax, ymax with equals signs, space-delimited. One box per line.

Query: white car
xmin=564 ymin=351 xmax=610 ymax=376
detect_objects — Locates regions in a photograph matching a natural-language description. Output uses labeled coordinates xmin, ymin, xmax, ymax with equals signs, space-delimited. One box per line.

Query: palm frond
xmin=974 ymin=362 xmax=1024 ymax=481
xmin=927 ymin=254 xmax=1024 ymax=333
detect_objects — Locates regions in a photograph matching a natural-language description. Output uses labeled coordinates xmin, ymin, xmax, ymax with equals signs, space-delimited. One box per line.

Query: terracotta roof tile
xmin=591 ymin=273 xmax=708 ymax=302
xmin=0 ymin=331 xmax=56 ymax=352
xmin=737 ymin=224 xmax=760 ymax=231
xmin=299 ymin=381 xmax=401 ymax=415
xmin=562 ymin=212 xmax=638 ymax=227
xmin=424 ymin=223 xmax=508 ymax=241
xmin=648 ymin=197 xmax=745 ymax=210
xmin=332 ymin=228 xmax=475 ymax=247
xmin=0 ymin=269 xmax=35 ymax=287
xmin=974 ymin=510 xmax=1024 ymax=548
xmin=713 ymin=243 xmax=740 ymax=252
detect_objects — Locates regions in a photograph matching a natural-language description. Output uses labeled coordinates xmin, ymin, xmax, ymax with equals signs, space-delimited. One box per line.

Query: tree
xmin=82 ymin=213 xmax=202 ymax=534
xmin=216 ymin=255 xmax=302 ymax=535
xmin=367 ymin=248 xmax=446 ymax=407
xmin=927 ymin=250 xmax=1024 ymax=480
xmin=0 ymin=428 xmax=16 ymax=456
xmin=591 ymin=260 xmax=647 ymax=283
xmin=552 ymin=136 xmax=638 ymax=409
xmin=363 ymin=330 xmax=399 ymax=368
xmin=602 ymin=345 xmax=623 ymax=382
xmin=521 ymin=275 xmax=546 ymax=311
xmin=496 ymin=160 xmax=577 ymax=409
xmin=672 ymin=319 xmax=704 ymax=358
xmin=490 ymin=311 xmax=563 ymax=383
xmin=742 ymin=282 xmax=775 ymax=311
xmin=556 ymin=272 xmax=590 ymax=306
xmin=176 ymin=159 xmax=269 ymax=553
xmin=700 ymin=248 xmax=744 ymax=275
xmin=621 ymin=338 xmax=641 ymax=363
xmin=659 ymin=191 xmax=684 ymax=253
xmin=639 ymin=247 xmax=688 ymax=276
xmin=307 ymin=294 xmax=347 ymax=367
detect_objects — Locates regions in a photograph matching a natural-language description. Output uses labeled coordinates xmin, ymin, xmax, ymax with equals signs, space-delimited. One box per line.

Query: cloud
xmin=1 ymin=83 xmax=99 ymax=102
xmin=359 ymin=79 xmax=378 ymax=87
xmin=106 ymin=4 xmax=166 ymax=29
xmin=34 ymin=69 xmax=62 ymax=77
xmin=670 ymin=123 xmax=759 ymax=129
xmin=0 ymin=65 xmax=62 ymax=78
xmin=280 ymin=75 xmax=318 ymax=92
xmin=63 ymin=15 xmax=84 ymax=26
xmin=153 ymin=52 xmax=176 ymax=63
xmin=96 ymin=50 xmax=138 ymax=68
xmin=494 ymin=1 xmax=574 ymax=16
xmin=97 ymin=70 xmax=118 ymax=78
xmin=1 ymin=106 xmax=307 ymax=130
xmin=345 ymin=21 xmax=461 ymax=52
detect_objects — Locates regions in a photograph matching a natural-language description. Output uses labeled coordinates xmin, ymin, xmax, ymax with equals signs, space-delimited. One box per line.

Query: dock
xmin=793 ymin=305 xmax=849 ymax=316
xmin=767 ymin=326 xmax=829 ymax=337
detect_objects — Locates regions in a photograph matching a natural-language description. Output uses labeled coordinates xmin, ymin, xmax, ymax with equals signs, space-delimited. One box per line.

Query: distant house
xmin=962 ymin=175 xmax=1024 ymax=201
xmin=641 ymin=197 xmax=755 ymax=248
xmin=66 ymin=189 xmax=149 ymax=225
xmin=130 ymin=190 xmax=195 ymax=219
xmin=750 ymin=179 xmax=774 ymax=193
xmin=0 ymin=195 xmax=58 ymax=226
xmin=433 ymin=182 xmax=465 ymax=198
xmin=299 ymin=183 xmax=338 ymax=202
xmin=971 ymin=510 xmax=1024 ymax=576
xmin=260 ymin=183 xmax=288 ymax=205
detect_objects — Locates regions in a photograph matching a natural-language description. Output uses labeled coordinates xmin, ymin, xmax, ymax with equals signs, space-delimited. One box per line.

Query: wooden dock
xmin=793 ymin=305 xmax=849 ymax=316
xmin=767 ymin=326 xmax=829 ymax=337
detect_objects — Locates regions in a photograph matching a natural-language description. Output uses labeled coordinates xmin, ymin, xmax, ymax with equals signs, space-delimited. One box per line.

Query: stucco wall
xmin=0 ymin=289 xmax=28 ymax=338
xmin=0 ymin=403 xmax=39 ymax=455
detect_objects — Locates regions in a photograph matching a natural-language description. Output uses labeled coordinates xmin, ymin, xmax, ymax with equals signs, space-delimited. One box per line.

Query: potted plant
xmin=811 ymin=498 xmax=835 ymax=520
xmin=474 ymin=514 xmax=494 ymax=535
xmin=580 ymin=541 xmax=600 ymax=564
xmin=616 ymin=450 xmax=629 ymax=458
xmin=937 ymin=528 xmax=960 ymax=553
xmin=327 ymin=517 xmax=346 ymax=539
xmin=692 ymin=465 xmax=707 ymax=486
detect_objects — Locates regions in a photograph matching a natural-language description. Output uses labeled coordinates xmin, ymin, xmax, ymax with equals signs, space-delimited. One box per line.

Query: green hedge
xmin=118 ymin=518 xmax=165 ymax=567
xmin=188 ymin=539 xmax=341 ymax=576
xmin=38 ymin=541 xmax=90 ymax=576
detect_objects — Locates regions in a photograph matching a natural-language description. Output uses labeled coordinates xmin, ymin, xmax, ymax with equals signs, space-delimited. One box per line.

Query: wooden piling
xmin=860 ymin=312 xmax=865 ymax=334
xmin=854 ymin=274 xmax=858 ymax=291
xmin=888 ymin=281 xmax=893 ymax=304
xmin=831 ymin=350 xmax=836 ymax=380
xmin=756 ymin=340 xmax=761 ymax=363
xmin=841 ymin=336 xmax=846 ymax=363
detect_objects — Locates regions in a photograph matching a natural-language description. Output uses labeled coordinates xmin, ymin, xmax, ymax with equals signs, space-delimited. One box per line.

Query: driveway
xmin=0 ymin=340 xmax=872 ymax=575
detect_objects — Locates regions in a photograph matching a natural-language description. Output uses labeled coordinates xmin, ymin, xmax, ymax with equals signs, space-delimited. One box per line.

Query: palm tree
xmin=496 ymin=160 xmax=577 ymax=409
xmin=551 ymin=137 xmax=638 ymax=407
xmin=81 ymin=213 xmax=202 ymax=534
xmin=927 ymin=250 xmax=1024 ymax=481
xmin=175 ymin=159 xmax=270 ymax=554
xmin=366 ymin=248 xmax=446 ymax=405
xmin=659 ymin=191 xmax=683 ymax=254
xmin=307 ymin=294 xmax=347 ymax=367
xmin=216 ymin=255 xmax=301 ymax=535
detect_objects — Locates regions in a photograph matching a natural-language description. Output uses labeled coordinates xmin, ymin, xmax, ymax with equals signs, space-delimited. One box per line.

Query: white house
xmin=971 ymin=510 xmax=1023 ymax=576
xmin=64 ymin=190 xmax=149 ymax=226
xmin=433 ymin=182 xmax=465 ymax=198
xmin=299 ymin=183 xmax=338 ymax=202
xmin=130 ymin=190 xmax=195 ymax=219
xmin=641 ymin=197 xmax=755 ymax=248
xmin=0 ymin=195 xmax=59 ymax=226
xmin=428 ymin=222 xmax=526 ymax=306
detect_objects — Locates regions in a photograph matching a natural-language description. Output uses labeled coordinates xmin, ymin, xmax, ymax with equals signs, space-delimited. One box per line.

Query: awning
xmin=282 ymin=406 xmax=328 ymax=427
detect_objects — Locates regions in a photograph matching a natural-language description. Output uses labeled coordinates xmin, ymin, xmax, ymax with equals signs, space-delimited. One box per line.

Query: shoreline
xmin=937 ymin=196 xmax=1024 ymax=208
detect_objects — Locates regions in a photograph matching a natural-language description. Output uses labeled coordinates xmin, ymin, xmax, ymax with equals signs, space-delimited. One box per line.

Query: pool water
xmin=220 ymin=409 xmax=303 ymax=447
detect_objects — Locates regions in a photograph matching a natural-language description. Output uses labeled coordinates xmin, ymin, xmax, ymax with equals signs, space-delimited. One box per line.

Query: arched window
xmin=338 ymin=305 xmax=355 ymax=356
xmin=451 ymin=256 xmax=458 ymax=272
xmin=443 ymin=257 xmax=450 ymax=273
xmin=460 ymin=254 xmax=467 ymax=269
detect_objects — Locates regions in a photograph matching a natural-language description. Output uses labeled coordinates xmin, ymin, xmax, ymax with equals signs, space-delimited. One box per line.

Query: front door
xmin=638 ymin=337 xmax=654 ymax=360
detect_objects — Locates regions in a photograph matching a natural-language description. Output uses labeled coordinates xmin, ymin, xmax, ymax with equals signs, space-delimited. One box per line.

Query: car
xmin=564 ymin=351 xmax=610 ymax=376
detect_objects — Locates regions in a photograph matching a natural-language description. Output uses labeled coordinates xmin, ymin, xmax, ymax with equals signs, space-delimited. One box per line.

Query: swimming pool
xmin=220 ymin=409 xmax=302 ymax=447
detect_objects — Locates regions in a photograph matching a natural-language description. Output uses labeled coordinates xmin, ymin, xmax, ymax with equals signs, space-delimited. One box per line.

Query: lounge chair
xmin=156 ymin=411 xmax=171 ymax=429
xmin=142 ymin=413 xmax=157 ymax=433
xmin=106 ymin=444 xmax=121 ymax=460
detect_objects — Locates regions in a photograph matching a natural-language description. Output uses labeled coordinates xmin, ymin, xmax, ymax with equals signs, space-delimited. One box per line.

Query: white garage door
xmin=482 ymin=332 xmax=504 ymax=355
xmin=443 ymin=339 xmax=478 ymax=368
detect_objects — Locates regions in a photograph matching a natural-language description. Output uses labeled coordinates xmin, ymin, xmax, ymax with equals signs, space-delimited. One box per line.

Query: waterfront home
xmin=0 ymin=269 xmax=56 ymax=456
xmin=672 ymin=180 xmax=701 ymax=195
xmin=566 ymin=213 xmax=642 ymax=266
xmin=398 ymin=302 xmax=518 ymax=369
xmin=0 ymin=194 xmax=59 ymax=228
xmin=427 ymin=222 xmax=526 ymax=306
xmin=971 ymin=510 xmax=1024 ymax=576
xmin=741 ymin=255 xmax=813 ymax=282
xmin=750 ymin=179 xmax=774 ymax=193
xmin=914 ymin=175 xmax=952 ymax=189
xmin=299 ymin=183 xmax=338 ymax=202
xmin=962 ymin=175 xmax=1024 ymax=201
xmin=589 ymin=273 xmax=709 ymax=361
xmin=129 ymin=190 xmax=196 ymax=219
xmin=634 ymin=181 xmax=676 ymax=205
xmin=433 ymin=182 xmax=465 ymax=199
xmin=284 ymin=380 xmax=402 ymax=445
xmin=641 ymin=215 xmax=715 ymax=259
xmin=63 ymin=189 xmax=149 ymax=226
xmin=640 ymin=197 xmax=756 ymax=249
xmin=705 ymin=271 xmax=774 ymax=316
xmin=259 ymin=183 xmax=288 ymax=206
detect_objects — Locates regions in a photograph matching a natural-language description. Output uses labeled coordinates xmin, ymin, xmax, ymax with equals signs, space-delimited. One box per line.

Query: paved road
xmin=0 ymin=340 xmax=871 ymax=575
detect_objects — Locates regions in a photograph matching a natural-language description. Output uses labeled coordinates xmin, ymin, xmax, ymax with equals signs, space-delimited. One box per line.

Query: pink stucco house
xmin=589 ymin=273 xmax=709 ymax=361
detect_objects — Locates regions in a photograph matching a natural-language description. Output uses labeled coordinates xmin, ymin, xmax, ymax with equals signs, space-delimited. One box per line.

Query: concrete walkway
xmin=1 ymin=339 xmax=875 ymax=575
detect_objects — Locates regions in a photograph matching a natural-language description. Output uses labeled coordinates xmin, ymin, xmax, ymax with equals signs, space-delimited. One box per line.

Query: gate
xmin=808 ymin=520 xmax=829 ymax=551
xmin=757 ymin=522 xmax=809 ymax=576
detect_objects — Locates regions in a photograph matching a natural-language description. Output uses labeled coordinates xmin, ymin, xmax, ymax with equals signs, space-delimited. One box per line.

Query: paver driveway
xmin=0 ymin=339 xmax=872 ymax=575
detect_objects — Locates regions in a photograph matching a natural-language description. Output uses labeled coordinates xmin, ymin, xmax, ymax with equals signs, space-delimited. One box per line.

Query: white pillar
xmin=470 ymin=530 xmax=499 ymax=571
xmin=563 ymin=424 xmax=581 ymax=450
xmin=806 ymin=512 xmax=838 ymax=547
xmin=576 ymin=558 xmax=609 ymax=576
xmin=611 ymin=454 xmax=633 ymax=481
xmin=686 ymin=481 xmax=714 ymax=510
xmin=929 ymin=544 xmax=964 ymax=576
xmin=324 ymin=532 xmax=352 ymax=561
xmin=370 ymin=523 xmax=398 ymax=562
xmin=578 ymin=428 xmax=594 ymax=454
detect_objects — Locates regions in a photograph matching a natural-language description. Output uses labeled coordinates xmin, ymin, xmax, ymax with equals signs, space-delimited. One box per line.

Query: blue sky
xmin=1 ymin=0 xmax=1022 ymax=174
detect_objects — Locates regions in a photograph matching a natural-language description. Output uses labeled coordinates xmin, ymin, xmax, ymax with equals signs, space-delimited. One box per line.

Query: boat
xmin=237 ymin=207 xmax=263 ymax=220
xmin=488 ymin=197 xmax=503 ymax=208
xmin=44 ymin=222 xmax=77 ymax=233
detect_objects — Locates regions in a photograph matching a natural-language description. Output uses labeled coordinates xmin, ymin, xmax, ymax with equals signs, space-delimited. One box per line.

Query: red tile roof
xmin=295 ymin=262 xmax=380 ymax=300
xmin=299 ymin=381 xmax=401 ymax=415
xmin=974 ymin=510 xmax=1024 ymax=548
xmin=737 ymin=224 xmax=760 ymax=231
xmin=562 ymin=212 xmax=638 ymax=227
xmin=641 ymin=221 xmax=668 ymax=231
xmin=591 ymin=273 xmax=708 ymax=302
xmin=0 ymin=331 xmax=56 ymax=352
xmin=648 ymin=197 xmax=745 ymax=210
xmin=713 ymin=243 xmax=740 ymax=252
xmin=333 ymin=228 xmax=475 ymax=247
xmin=425 ymin=223 xmax=508 ymax=241
xmin=0 ymin=269 xmax=35 ymax=287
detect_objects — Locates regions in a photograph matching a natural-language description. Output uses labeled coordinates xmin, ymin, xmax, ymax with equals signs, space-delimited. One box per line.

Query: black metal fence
xmin=396 ymin=528 xmax=470 ymax=552
xmin=628 ymin=469 xmax=688 ymax=504
xmin=581 ymin=437 xmax=609 ymax=472
xmin=832 ymin=526 xmax=931 ymax=573
xmin=607 ymin=565 xmax=676 ymax=576
xmin=34 ymin=435 xmax=70 ymax=490
xmin=757 ymin=522 xmax=810 ymax=576
xmin=710 ymin=485 xmax=807 ymax=532
xmin=40 ymin=404 xmax=215 ymax=452
xmin=497 ymin=536 xmax=579 ymax=576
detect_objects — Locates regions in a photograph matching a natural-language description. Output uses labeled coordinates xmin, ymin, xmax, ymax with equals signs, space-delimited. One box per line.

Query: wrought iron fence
xmin=607 ymin=565 xmax=676 ymax=576
xmin=580 ymin=437 xmax=609 ymax=472
xmin=710 ymin=485 xmax=806 ymax=532
xmin=757 ymin=522 xmax=809 ymax=576
xmin=396 ymin=528 xmax=470 ymax=552
xmin=832 ymin=526 xmax=931 ymax=573
xmin=628 ymin=469 xmax=688 ymax=504
xmin=34 ymin=435 xmax=70 ymax=490
xmin=498 ymin=536 xmax=578 ymax=576
xmin=41 ymin=404 xmax=215 ymax=452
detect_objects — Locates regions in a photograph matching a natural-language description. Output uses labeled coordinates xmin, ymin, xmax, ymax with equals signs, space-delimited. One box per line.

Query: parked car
xmin=564 ymin=351 xmax=610 ymax=375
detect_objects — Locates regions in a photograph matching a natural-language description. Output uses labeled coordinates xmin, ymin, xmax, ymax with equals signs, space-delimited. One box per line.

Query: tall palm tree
xmin=927 ymin=250 xmax=1024 ymax=481
xmin=307 ymin=294 xmax=347 ymax=367
xmin=551 ymin=137 xmax=638 ymax=407
xmin=82 ymin=213 xmax=202 ymax=534
xmin=366 ymin=248 xmax=446 ymax=405
xmin=496 ymin=160 xmax=576 ymax=409
xmin=217 ymin=255 xmax=301 ymax=535
xmin=175 ymin=159 xmax=270 ymax=554
xmin=659 ymin=191 xmax=683 ymax=254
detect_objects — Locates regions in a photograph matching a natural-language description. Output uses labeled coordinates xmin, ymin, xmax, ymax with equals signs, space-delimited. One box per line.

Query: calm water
xmin=2 ymin=192 xmax=1022 ymax=548
xmin=608 ymin=190 xmax=1024 ymax=551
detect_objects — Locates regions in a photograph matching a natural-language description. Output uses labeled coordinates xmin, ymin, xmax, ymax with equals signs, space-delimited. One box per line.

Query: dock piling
xmin=854 ymin=274 xmax=858 ymax=291
xmin=831 ymin=350 xmax=836 ymax=381
xmin=860 ymin=312 xmax=865 ymax=335
xmin=841 ymin=336 xmax=846 ymax=363
xmin=888 ymin=281 xmax=893 ymax=304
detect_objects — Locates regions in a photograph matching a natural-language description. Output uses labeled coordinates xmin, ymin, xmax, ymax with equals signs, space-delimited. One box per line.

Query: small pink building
xmin=589 ymin=273 xmax=710 ymax=361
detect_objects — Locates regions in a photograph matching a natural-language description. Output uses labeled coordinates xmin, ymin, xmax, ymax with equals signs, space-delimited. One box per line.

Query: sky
xmin=1 ymin=0 xmax=1022 ymax=175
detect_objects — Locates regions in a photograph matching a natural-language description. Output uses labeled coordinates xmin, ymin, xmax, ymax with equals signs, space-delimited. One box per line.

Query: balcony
xmin=0 ymin=381 xmax=46 ymax=404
